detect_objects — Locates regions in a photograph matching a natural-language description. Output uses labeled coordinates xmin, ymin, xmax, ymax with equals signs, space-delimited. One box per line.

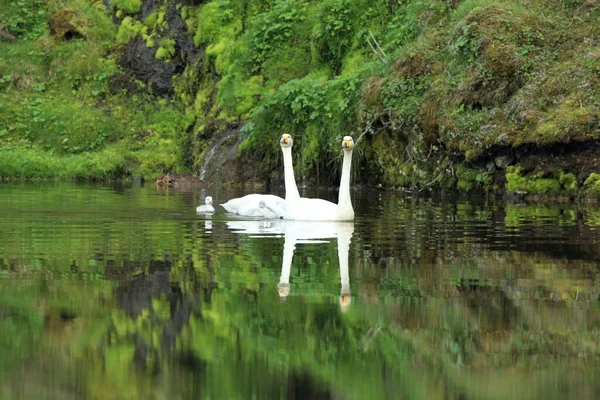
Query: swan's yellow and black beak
xmin=342 ymin=137 xmax=353 ymax=149
xmin=280 ymin=134 xmax=291 ymax=145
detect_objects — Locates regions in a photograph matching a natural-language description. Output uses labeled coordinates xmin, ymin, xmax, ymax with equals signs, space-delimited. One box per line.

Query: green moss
xmin=506 ymin=166 xmax=576 ymax=195
xmin=530 ymin=178 xmax=561 ymax=195
xmin=144 ymin=12 xmax=158 ymax=28
xmin=113 ymin=0 xmax=142 ymax=14
xmin=49 ymin=8 xmax=88 ymax=40
xmin=558 ymin=171 xmax=577 ymax=194
xmin=116 ymin=16 xmax=146 ymax=44
xmin=583 ymin=173 xmax=600 ymax=196
xmin=506 ymin=166 xmax=526 ymax=192
xmin=155 ymin=38 xmax=176 ymax=60
xmin=455 ymin=165 xmax=492 ymax=192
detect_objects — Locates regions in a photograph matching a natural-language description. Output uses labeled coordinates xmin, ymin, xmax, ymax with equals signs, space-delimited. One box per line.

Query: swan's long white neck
xmin=282 ymin=146 xmax=300 ymax=201
xmin=337 ymin=149 xmax=354 ymax=220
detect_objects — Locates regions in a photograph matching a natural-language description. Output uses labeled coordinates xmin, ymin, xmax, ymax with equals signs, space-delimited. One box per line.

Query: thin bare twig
xmin=355 ymin=124 xmax=371 ymax=146
xmin=366 ymin=35 xmax=387 ymax=63
xmin=369 ymin=31 xmax=388 ymax=59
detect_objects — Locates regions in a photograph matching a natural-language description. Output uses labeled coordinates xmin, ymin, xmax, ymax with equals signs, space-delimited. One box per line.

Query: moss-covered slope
xmin=1 ymin=0 xmax=599 ymax=196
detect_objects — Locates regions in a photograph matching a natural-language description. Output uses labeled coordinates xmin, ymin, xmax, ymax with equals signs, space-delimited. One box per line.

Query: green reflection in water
xmin=1 ymin=183 xmax=600 ymax=399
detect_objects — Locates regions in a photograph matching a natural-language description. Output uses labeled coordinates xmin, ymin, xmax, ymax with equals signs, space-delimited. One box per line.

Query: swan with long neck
xmin=280 ymin=133 xmax=300 ymax=201
xmin=219 ymin=134 xmax=301 ymax=218
xmin=280 ymin=136 xmax=355 ymax=221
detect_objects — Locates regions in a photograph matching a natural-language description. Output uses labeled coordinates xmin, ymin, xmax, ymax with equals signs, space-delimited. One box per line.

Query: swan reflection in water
xmin=225 ymin=220 xmax=354 ymax=311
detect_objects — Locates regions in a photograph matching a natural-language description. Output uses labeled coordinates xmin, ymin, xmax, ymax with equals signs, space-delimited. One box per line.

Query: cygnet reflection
xmin=226 ymin=219 xmax=354 ymax=311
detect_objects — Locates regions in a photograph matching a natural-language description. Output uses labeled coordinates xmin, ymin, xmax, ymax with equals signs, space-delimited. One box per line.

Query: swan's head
xmin=278 ymin=282 xmax=290 ymax=299
xmin=339 ymin=292 xmax=351 ymax=312
xmin=280 ymin=133 xmax=293 ymax=148
xmin=258 ymin=200 xmax=266 ymax=208
xmin=342 ymin=136 xmax=354 ymax=151
xmin=205 ymin=196 xmax=213 ymax=205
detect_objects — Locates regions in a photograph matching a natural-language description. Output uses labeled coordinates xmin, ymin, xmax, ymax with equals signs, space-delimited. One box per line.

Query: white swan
xmin=281 ymin=136 xmax=355 ymax=221
xmin=219 ymin=133 xmax=300 ymax=218
xmin=196 ymin=196 xmax=215 ymax=213
xmin=280 ymin=133 xmax=300 ymax=201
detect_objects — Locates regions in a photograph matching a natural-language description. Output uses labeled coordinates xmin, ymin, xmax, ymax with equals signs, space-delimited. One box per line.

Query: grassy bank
xmin=1 ymin=0 xmax=599 ymax=195
xmin=0 ymin=0 xmax=189 ymax=179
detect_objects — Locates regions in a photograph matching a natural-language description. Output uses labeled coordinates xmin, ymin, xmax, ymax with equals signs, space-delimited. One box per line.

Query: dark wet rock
xmin=506 ymin=190 xmax=528 ymax=204
xmin=165 ymin=4 xmax=200 ymax=60
xmin=48 ymin=9 xmax=87 ymax=41
xmin=140 ymin=0 xmax=156 ymax=19
xmin=118 ymin=1 xmax=201 ymax=97
xmin=120 ymin=36 xmax=181 ymax=96
xmin=494 ymin=154 xmax=514 ymax=169
xmin=517 ymin=141 xmax=600 ymax=183
xmin=198 ymin=129 xmax=272 ymax=187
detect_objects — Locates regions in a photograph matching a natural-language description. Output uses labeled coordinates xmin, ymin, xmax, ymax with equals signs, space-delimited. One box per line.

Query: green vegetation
xmin=1 ymin=0 xmax=599 ymax=194
xmin=584 ymin=173 xmax=600 ymax=196
xmin=506 ymin=166 xmax=581 ymax=196
xmin=0 ymin=0 xmax=188 ymax=179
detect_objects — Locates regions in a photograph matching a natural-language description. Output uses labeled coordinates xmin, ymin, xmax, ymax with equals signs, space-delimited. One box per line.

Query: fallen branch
xmin=366 ymin=31 xmax=388 ymax=63
xmin=369 ymin=31 xmax=388 ymax=59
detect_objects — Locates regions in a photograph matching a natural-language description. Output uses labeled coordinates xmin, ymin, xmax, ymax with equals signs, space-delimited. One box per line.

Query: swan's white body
xmin=280 ymin=136 xmax=355 ymax=221
xmin=196 ymin=196 xmax=215 ymax=213
xmin=220 ymin=193 xmax=284 ymax=219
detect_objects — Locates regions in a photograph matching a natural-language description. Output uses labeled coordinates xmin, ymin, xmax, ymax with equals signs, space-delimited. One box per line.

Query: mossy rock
xmin=454 ymin=165 xmax=492 ymax=192
xmin=49 ymin=9 xmax=88 ymax=41
xmin=583 ymin=173 xmax=600 ymax=196
xmin=506 ymin=166 xmax=577 ymax=195
xmin=113 ymin=0 xmax=142 ymax=14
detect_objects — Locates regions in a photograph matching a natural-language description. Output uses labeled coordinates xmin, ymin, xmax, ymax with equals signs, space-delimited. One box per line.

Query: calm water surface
xmin=1 ymin=182 xmax=600 ymax=399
